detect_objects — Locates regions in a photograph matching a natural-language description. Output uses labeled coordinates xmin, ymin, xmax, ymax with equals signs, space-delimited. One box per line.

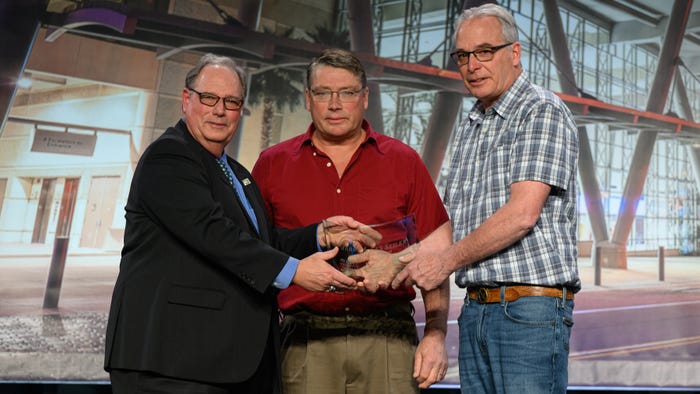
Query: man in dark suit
xmin=104 ymin=53 xmax=378 ymax=393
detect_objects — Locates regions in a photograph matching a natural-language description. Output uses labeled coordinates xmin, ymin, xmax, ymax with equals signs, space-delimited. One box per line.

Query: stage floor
xmin=1 ymin=245 xmax=699 ymax=390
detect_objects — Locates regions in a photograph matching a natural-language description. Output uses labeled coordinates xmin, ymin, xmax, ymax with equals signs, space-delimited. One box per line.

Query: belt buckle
xmin=477 ymin=288 xmax=489 ymax=303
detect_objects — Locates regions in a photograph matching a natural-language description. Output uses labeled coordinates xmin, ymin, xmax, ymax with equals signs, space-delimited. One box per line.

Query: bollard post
xmin=42 ymin=178 xmax=79 ymax=309
xmin=594 ymin=244 xmax=601 ymax=286
xmin=43 ymin=237 xmax=69 ymax=308
xmin=658 ymin=246 xmax=665 ymax=282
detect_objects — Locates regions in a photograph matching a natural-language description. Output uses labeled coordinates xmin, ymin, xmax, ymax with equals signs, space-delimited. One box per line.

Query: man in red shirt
xmin=252 ymin=48 xmax=452 ymax=393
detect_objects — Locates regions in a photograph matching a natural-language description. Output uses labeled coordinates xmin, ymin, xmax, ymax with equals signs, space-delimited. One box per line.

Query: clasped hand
xmin=344 ymin=243 xmax=419 ymax=293
xmin=295 ymin=217 xmax=381 ymax=293
xmin=318 ymin=216 xmax=383 ymax=252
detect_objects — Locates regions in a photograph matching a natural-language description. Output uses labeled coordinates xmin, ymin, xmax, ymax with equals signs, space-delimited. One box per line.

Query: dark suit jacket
xmin=104 ymin=119 xmax=317 ymax=385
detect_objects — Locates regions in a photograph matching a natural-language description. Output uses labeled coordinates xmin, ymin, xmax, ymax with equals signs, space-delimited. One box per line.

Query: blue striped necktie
xmin=216 ymin=157 xmax=259 ymax=233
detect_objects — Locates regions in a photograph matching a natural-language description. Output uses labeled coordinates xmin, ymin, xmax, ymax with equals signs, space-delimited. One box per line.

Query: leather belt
xmin=282 ymin=303 xmax=418 ymax=342
xmin=468 ymin=285 xmax=574 ymax=303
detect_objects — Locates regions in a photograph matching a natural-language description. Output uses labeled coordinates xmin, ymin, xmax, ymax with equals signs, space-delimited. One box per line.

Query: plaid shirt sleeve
xmin=510 ymin=95 xmax=578 ymax=191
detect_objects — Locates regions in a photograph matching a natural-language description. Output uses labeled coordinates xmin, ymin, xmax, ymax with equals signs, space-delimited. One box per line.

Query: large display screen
xmin=1 ymin=22 xmax=699 ymax=391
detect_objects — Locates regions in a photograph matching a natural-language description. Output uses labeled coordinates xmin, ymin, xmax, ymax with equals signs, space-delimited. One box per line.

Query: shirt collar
xmin=294 ymin=119 xmax=383 ymax=154
xmin=474 ymin=72 xmax=529 ymax=120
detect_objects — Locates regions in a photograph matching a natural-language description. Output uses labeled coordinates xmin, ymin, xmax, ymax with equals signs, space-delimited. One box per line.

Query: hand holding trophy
xmin=306 ymin=216 xmax=382 ymax=294
xmin=341 ymin=215 xmax=419 ymax=293
xmin=318 ymin=215 xmax=382 ymax=252
xmin=347 ymin=243 xmax=419 ymax=293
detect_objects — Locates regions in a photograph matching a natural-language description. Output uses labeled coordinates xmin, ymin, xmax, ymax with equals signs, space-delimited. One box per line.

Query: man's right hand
xmin=319 ymin=216 xmax=383 ymax=252
xmin=292 ymin=248 xmax=357 ymax=292
xmin=345 ymin=243 xmax=419 ymax=293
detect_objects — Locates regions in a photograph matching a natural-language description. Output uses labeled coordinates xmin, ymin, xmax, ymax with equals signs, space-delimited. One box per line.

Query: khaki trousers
xmin=280 ymin=306 xmax=419 ymax=394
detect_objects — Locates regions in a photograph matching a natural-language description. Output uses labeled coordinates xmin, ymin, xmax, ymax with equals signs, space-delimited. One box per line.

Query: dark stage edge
xmin=1 ymin=383 xmax=699 ymax=393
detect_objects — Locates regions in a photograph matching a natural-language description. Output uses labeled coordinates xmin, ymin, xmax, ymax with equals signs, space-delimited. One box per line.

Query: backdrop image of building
xmin=1 ymin=0 xmax=700 ymax=391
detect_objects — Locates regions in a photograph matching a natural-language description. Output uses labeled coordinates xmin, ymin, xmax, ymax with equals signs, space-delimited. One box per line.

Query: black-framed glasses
xmin=309 ymin=88 xmax=365 ymax=103
xmin=450 ymin=42 xmax=513 ymax=66
xmin=188 ymin=87 xmax=244 ymax=111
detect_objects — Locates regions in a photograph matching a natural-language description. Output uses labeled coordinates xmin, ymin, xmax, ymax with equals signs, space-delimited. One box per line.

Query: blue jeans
xmin=458 ymin=288 xmax=574 ymax=394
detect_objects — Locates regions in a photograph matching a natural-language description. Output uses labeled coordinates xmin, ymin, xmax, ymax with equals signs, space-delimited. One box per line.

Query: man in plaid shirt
xmin=356 ymin=3 xmax=580 ymax=393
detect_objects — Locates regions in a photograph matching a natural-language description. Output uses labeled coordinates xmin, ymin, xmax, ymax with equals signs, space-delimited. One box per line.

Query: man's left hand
xmin=413 ymin=329 xmax=448 ymax=388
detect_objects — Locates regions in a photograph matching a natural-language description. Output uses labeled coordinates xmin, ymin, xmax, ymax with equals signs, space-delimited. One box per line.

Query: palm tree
xmin=246 ymin=27 xmax=304 ymax=151
xmin=247 ymin=69 xmax=303 ymax=150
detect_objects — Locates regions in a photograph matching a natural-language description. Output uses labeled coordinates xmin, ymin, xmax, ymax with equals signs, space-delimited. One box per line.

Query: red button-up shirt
xmin=252 ymin=120 xmax=449 ymax=315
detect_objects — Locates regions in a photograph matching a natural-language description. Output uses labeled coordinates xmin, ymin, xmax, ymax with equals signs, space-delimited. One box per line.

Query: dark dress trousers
xmin=104 ymin=120 xmax=317 ymax=389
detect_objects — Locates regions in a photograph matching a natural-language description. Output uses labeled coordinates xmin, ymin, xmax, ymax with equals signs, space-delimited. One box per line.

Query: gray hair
xmin=185 ymin=53 xmax=247 ymax=99
xmin=454 ymin=3 xmax=519 ymax=44
xmin=306 ymin=48 xmax=367 ymax=89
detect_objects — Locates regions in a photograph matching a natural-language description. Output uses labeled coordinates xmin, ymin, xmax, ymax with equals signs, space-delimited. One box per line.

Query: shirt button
xmin=336 ymin=188 xmax=341 ymax=194
xmin=313 ymin=152 xmax=317 ymax=156
xmin=326 ymin=162 xmax=332 ymax=167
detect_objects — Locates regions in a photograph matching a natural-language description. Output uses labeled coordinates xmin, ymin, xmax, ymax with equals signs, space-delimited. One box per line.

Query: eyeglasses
xmin=188 ymin=87 xmax=244 ymax=111
xmin=309 ymin=88 xmax=364 ymax=103
xmin=450 ymin=42 xmax=513 ymax=66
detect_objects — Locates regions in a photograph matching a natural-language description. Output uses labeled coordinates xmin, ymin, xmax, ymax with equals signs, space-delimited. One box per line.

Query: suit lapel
xmin=176 ymin=120 xmax=268 ymax=241
xmin=229 ymin=160 xmax=270 ymax=242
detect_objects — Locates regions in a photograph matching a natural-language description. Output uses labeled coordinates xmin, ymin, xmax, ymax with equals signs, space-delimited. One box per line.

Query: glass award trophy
xmin=330 ymin=214 xmax=417 ymax=273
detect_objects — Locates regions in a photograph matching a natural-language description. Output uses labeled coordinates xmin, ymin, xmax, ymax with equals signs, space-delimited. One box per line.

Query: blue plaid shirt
xmin=445 ymin=72 xmax=580 ymax=291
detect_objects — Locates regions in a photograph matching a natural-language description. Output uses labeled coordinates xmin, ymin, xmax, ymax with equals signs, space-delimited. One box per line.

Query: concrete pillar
xmin=542 ymin=0 xmax=577 ymax=96
xmin=421 ymin=92 xmax=462 ymax=181
xmin=420 ymin=0 xmax=493 ymax=180
xmin=674 ymin=71 xmax=695 ymax=123
xmin=686 ymin=145 xmax=700 ymax=196
xmin=238 ymin=0 xmax=262 ymax=29
xmin=593 ymin=240 xmax=627 ymax=269
xmin=671 ymin=63 xmax=700 ymax=198
xmin=611 ymin=0 xmax=692 ymax=268
xmin=347 ymin=0 xmax=384 ymax=133
xmin=542 ymin=0 xmax=609 ymax=244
